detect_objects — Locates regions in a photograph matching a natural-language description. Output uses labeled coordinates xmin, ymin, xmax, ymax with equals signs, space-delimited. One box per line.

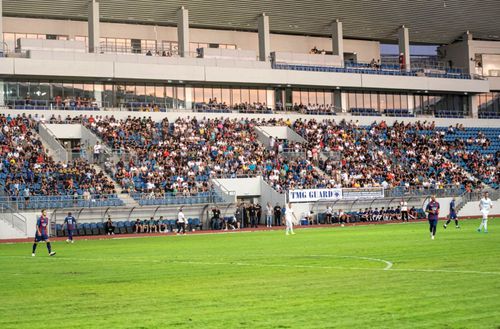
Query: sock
xmin=47 ymin=242 xmax=52 ymax=253
xmin=445 ymin=219 xmax=450 ymax=225
xmin=32 ymin=243 xmax=37 ymax=253
xmin=484 ymin=220 xmax=488 ymax=231
xmin=455 ymin=220 xmax=459 ymax=226
xmin=479 ymin=221 xmax=484 ymax=230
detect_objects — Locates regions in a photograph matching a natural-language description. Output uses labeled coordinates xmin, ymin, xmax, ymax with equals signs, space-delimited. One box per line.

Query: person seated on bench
xmin=105 ymin=216 xmax=115 ymax=235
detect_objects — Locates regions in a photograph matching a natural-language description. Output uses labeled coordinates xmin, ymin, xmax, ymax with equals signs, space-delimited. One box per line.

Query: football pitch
xmin=1 ymin=219 xmax=499 ymax=329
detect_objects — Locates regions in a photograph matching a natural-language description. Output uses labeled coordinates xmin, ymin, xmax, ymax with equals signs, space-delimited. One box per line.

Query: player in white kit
xmin=285 ymin=203 xmax=298 ymax=235
xmin=477 ymin=192 xmax=493 ymax=233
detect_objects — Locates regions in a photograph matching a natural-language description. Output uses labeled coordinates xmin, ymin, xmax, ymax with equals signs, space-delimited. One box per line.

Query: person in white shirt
xmin=266 ymin=202 xmax=273 ymax=228
xmin=325 ymin=206 xmax=333 ymax=224
xmin=400 ymin=199 xmax=409 ymax=222
xmin=477 ymin=192 xmax=493 ymax=233
xmin=93 ymin=141 xmax=102 ymax=163
xmin=177 ymin=207 xmax=187 ymax=235
xmin=284 ymin=203 xmax=298 ymax=235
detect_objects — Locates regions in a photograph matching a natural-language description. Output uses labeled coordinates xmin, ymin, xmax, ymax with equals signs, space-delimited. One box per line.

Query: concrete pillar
xmin=463 ymin=31 xmax=476 ymax=75
xmin=88 ymin=0 xmax=100 ymax=53
xmin=470 ymin=94 xmax=479 ymax=118
xmin=177 ymin=7 xmax=189 ymax=57
xmin=398 ymin=26 xmax=410 ymax=71
xmin=0 ymin=0 xmax=4 ymax=48
xmin=331 ymin=20 xmax=344 ymax=66
xmin=340 ymin=91 xmax=348 ymax=113
xmin=257 ymin=13 xmax=270 ymax=62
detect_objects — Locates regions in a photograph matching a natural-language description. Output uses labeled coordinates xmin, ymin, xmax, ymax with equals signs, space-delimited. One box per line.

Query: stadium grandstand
xmin=0 ymin=1 xmax=499 ymax=328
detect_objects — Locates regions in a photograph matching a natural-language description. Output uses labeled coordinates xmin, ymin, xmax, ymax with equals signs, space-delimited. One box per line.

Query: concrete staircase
xmin=90 ymin=164 xmax=139 ymax=207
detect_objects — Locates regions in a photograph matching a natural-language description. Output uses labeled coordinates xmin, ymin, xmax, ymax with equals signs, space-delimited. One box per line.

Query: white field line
xmin=2 ymin=254 xmax=499 ymax=276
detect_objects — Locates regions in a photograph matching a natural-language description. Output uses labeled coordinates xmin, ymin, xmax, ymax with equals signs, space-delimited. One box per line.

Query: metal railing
xmin=4 ymin=99 xmax=111 ymax=110
xmin=0 ymin=193 xmax=124 ymax=211
xmin=0 ymin=204 xmax=28 ymax=234
xmin=38 ymin=123 xmax=69 ymax=163
xmin=385 ymin=185 xmax=466 ymax=198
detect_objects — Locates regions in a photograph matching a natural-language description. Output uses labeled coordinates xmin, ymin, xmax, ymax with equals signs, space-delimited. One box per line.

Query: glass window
xmin=258 ymin=89 xmax=266 ymax=104
xmin=393 ymin=94 xmax=401 ymax=109
xmin=324 ymin=91 xmax=332 ymax=106
xmin=371 ymin=93 xmax=379 ymax=111
xmin=386 ymin=93 xmax=394 ymax=109
xmin=102 ymin=84 xmax=113 ymax=107
xmin=203 ymin=87 xmax=212 ymax=103
xmin=241 ymin=88 xmax=250 ymax=103
xmin=83 ymin=83 xmax=94 ymax=100
xmin=125 ymin=84 xmax=136 ymax=102
xmin=292 ymin=90 xmax=300 ymax=105
xmin=363 ymin=92 xmax=371 ymax=109
xmin=145 ymin=85 xmax=155 ymax=103
xmin=155 ymin=85 xmax=165 ymax=106
xmin=212 ymin=87 xmax=221 ymax=103
xmin=300 ymin=90 xmax=308 ymax=105
xmin=5 ymin=82 xmax=19 ymax=100
xmin=347 ymin=92 xmax=356 ymax=109
xmin=193 ymin=87 xmax=203 ymax=104
xmin=135 ymin=85 xmax=146 ymax=102
xmin=379 ymin=93 xmax=386 ymax=110
xmin=115 ymin=84 xmax=126 ymax=106
xmin=221 ymin=88 xmax=231 ymax=106
xmin=249 ymin=89 xmax=259 ymax=104
xmin=400 ymin=94 xmax=408 ymax=109
xmin=18 ymin=82 xmax=29 ymax=99
xmin=165 ymin=86 xmax=174 ymax=108
xmin=232 ymin=88 xmax=241 ymax=105
xmin=176 ymin=86 xmax=185 ymax=109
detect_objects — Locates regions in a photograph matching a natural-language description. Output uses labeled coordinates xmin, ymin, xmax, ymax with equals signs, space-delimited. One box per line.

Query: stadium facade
xmin=0 ymin=0 xmax=499 ymax=240
xmin=0 ymin=0 xmax=499 ymax=117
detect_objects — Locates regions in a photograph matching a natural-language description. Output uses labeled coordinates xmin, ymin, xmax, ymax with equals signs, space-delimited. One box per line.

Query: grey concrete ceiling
xmin=4 ymin=0 xmax=500 ymax=44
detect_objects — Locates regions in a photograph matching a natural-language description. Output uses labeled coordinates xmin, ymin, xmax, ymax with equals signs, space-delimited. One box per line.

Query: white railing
xmin=0 ymin=205 xmax=28 ymax=234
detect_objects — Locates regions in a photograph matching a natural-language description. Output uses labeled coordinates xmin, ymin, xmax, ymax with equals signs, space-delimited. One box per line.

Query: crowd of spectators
xmin=194 ymin=98 xmax=273 ymax=114
xmin=0 ymin=114 xmax=116 ymax=201
xmin=292 ymin=118 xmax=483 ymax=190
xmin=2 ymin=113 xmax=496 ymax=206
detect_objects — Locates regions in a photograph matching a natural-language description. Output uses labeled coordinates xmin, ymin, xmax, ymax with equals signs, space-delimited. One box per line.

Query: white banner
xmin=341 ymin=188 xmax=385 ymax=200
xmin=288 ymin=188 xmax=385 ymax=202
xmin=288 ymin=188 xmax=342 ymax=203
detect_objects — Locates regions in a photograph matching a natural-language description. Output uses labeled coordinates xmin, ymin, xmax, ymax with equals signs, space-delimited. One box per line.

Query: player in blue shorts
xmin=443 ymin=198 xmax=460 ymax=229
xmin=425 ymin=195 xmax=440 ymax=240
xmin=63 ymin=212 xmax=77 ymax=243
xmin=32 ymin=209 xmax=56 ymax=256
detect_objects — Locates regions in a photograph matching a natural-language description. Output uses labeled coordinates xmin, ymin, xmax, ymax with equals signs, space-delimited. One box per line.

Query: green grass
xmin=1 ymin=219 xmax=499 ymax=329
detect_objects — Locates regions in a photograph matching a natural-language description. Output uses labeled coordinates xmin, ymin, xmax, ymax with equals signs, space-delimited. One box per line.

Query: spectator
xmin=265 ymin=202 xmax=273 ymax=228
xmin=134 ymin=218 xmax=143 ymax=233
xmin=105 ymin=216 xmax=115 ymax=235
xmin=273 ymin=203 xmax=282 ymax=226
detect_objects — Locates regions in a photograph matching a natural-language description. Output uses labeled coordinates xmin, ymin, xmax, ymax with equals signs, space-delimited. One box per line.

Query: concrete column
xmin=331 ymin=20 xmax=344 ymax=66
xmin=177 ymin=6 xmax=189 ymax=57
xmin=257 ymin=13 xmax=270 ymax=62
xmin=88 ymin=0 xmax=100 ymax=53
xmin=398 ymin=25 xmax=410 ymax=71
xmin=463 ymin=31 xmax=475 ymax=75
xmin=469 ymin=94 xmax=479 ymax=118
xmin=340 ymin=91 xmax=347 ymax=113
xmin=0 ymin=0 xmax=4 ymax=48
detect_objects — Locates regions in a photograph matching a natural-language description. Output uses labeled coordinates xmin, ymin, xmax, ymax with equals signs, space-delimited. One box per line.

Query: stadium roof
xmin=3 ymin=0 xmax=500 ymax=44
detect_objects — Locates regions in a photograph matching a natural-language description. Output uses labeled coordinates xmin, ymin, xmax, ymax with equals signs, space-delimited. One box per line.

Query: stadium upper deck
xmin=0 ymin=1 xmax=499 ymax=119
